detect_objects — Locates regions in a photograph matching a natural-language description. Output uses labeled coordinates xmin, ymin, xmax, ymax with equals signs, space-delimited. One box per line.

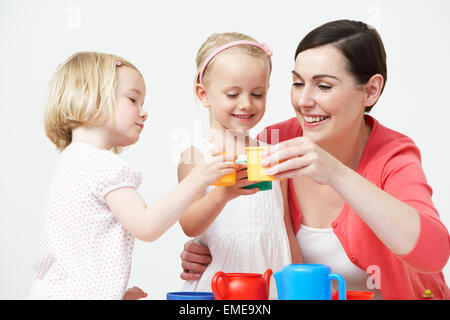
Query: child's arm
xmin=177 ymin=147 xmax=259 ymax=237
xmin=281 ymin=180 xmax=303 ymax=263
xmin=105 ymin=150 xmax=236 ymax=242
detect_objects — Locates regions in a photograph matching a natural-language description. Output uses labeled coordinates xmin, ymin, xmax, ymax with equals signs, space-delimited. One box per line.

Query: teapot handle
xmin=263 ymin=269 xmax=273 ymax=296
xmin=329 ymin=273 xmax=346 ymax=300
xmin=211 ymin=271 xmax=228 ymax=300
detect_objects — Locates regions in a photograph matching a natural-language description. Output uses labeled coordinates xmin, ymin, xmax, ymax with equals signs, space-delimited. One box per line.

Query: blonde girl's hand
xmin=260 ymin=137 xmax=344 ymax=186
xmin=188 ymin=149 xmax=238 ymax=188
xmin=122 ymin=286 xmax=148 ymax=300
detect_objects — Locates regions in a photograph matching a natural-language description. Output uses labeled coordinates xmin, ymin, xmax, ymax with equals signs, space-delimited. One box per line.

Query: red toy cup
xmin=332 ymin=290 xmax=374 ymax=300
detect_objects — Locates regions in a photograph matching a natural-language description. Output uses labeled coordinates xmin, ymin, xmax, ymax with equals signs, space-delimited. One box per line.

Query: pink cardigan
xmin=258 ymin=115 xmax=450 ymax=299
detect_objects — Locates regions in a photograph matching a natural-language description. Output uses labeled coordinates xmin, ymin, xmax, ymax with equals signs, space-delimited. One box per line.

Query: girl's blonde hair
xmin=44 ymin=51 xmax=141 ymax=152
xmin=194 ymin=32 xmax=271 ymax=87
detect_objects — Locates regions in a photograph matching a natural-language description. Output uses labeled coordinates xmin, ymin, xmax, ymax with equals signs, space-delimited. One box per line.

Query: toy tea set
xmin=167 ymin=264 xmax=374 ymax=300
xmin=167 ymin=148 xmax=374 ymax=300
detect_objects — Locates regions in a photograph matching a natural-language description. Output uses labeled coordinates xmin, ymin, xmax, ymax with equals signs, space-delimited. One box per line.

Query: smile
xmin=303 ymin=115 xmax=330 ymax=127
xmin=232 ymin=114 xmax=255 ymax=121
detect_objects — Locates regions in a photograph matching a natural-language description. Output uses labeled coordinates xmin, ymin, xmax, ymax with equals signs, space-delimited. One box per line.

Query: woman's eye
xmin=227 ymin=93 xmax=239 ymax=98
xmin=292 ymin=82 xmax=304 ymax=88
xmin=318 ymin=84 xmax=332 ymax=90
xmin=129 ymin=97 xmax=137 ymax=103
xmin=252 ymin=93 xmax=264 ymax=98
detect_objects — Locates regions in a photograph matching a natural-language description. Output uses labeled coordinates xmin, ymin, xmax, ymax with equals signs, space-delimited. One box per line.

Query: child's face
xmin=106 ymin=66 xmax=147 ymax=147
xmin=198 ymin=50 xmax=269 ymax=132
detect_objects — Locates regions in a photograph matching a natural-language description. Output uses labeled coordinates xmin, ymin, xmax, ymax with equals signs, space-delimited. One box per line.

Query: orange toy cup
xmin=245 ymin=146 xmax=279 ymax=181
xmin=212 ymin=152 xmax=236 ymax=187
xmin=332 ymin=290 xmax=375 ymax=300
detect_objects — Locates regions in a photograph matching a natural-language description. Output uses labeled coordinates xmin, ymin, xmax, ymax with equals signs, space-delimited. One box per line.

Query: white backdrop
xmin=1 ymin=0 xmax=449 ymax=299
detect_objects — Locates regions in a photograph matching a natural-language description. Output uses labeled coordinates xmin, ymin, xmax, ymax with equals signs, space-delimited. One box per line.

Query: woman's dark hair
xmin=295 ymin=20 xmax=387 ymax=113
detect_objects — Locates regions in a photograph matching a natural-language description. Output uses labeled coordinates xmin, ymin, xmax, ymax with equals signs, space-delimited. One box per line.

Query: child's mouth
xmin=232 ymin=113 xmax=255 ymax=122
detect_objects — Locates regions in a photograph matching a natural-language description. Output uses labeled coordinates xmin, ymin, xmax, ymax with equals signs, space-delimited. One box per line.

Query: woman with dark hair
xmin=179 ymin=20 xmax=450 ymax=299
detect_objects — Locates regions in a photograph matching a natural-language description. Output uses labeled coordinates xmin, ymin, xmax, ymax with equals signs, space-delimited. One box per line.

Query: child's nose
xmin=141 ymin=109 xmax=148 ymax=122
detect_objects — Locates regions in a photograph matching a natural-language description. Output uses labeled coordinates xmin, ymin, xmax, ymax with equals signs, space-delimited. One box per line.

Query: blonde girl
xmin=29 ymin=52 xmax=236 ymax=299
xmin=178 ymin=33 xmax=302 ymax=299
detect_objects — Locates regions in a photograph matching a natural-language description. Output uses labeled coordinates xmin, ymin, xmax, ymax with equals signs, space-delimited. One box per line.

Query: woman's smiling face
xmin=291 ymin=45 xmax=368 ymax=145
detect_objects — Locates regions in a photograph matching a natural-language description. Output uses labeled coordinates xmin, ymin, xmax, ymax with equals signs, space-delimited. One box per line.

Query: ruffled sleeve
xmin=91 ymin=151 xmax=143 ymax=202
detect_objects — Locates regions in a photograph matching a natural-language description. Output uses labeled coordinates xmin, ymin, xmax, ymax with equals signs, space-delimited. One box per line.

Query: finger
xmin=235 ymin=163 xmax=247 ymax=170
xmin=210 ymin=146 xmax=225 ymax=156
xmin=184 ymin=240 xmax=211 ymax=256
xmin=273 ymin=167 xmax=309 ymax=180
xmin=234 ymin=179 xmax=260 ymax=188
xmin=181 ymin=250 xmax=212 ymax=265
xmin=181 ymin=260 xmax=207 ymax=273
xmin=261 ymin=145 xmax=307 ymax=167
xmin=265 ymin=154 xmax=312 ymax=176
xmin=237 ymin=188 xmax=260 ymax=195
xmin=181 ymin=271 xmax=202 ymax=281
xmin=210 ymin=152 xmax=237 ymax=162
xmin=261 ymin=138 xmax=305 ymax=160
xmin=214 ymin=162 xmax=237 ymax=171
xmin=235 ymin=169 xmax=248 ymax=180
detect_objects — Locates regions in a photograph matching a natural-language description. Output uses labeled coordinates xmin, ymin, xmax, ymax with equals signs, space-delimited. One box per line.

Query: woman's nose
xmin=294 ymin=87 xmax=315 ymax=108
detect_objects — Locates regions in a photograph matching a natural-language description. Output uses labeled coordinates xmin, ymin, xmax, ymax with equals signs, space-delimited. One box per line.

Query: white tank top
xmin=296 ymin=224 xmax=383 ymax=300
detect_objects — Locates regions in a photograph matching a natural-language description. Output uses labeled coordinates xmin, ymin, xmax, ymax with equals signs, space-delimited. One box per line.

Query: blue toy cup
xmin=167 ymin=291 xmax=215 ymax=300
xmin=274 ymin=264 xmax=346 ymax=300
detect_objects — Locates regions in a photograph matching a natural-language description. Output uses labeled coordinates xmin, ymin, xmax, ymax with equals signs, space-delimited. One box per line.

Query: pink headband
xmin=198 ymin=40 xmax=273 ymax=84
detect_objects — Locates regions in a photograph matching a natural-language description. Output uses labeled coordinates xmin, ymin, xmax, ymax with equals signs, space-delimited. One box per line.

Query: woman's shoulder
xmin=362 ymin=116 xmax=423 ymax=169
xmin=257 ymin=117 xmax=302 ymax=144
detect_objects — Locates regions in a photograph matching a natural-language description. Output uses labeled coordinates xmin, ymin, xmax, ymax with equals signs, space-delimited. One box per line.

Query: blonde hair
xmin=44 ymin=51 xmax=141 ymax=152
xmin=194 ymin=32 xmax=271 ymax=87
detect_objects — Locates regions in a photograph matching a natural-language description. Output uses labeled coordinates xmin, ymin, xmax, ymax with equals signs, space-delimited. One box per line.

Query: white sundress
xmin=182 ymin=138 xmax=292 ymax=299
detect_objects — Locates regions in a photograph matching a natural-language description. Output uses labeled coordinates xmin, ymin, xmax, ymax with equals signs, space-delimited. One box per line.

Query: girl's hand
xmin=122 ymin=286 xmax=148 ymax=300
xmin=188 ymin=150 xmax=238 ymax=188
xmin=260 ymin=137 xmax=343 ymax=186
xmin=216 ymin=163 xmax=260 ymax=201
xmin=180 ymin=240 xmax=212 ymax=281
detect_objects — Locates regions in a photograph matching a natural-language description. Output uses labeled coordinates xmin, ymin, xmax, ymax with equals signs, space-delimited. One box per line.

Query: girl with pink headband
xmin=177 ymin=32 xmax=302 ymax=299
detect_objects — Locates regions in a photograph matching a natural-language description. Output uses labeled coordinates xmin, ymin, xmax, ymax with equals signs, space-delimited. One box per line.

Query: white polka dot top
xmin=29 ymin=142 xmax=142 ymax=299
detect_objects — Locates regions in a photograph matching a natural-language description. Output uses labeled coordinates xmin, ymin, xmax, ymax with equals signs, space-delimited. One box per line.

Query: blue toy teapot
xmin=274 ymin=264 xmax=346 ymax=300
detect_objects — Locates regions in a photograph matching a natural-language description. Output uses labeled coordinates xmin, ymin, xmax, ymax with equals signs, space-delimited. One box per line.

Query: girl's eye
xmin=252 ymin=93 xmax=264 ymax=98
xmin=292 ymin=82 xmax=304 ymax=88
xmin=227 ymin=93 xmax=239 ymax=98
xmin=129 ymin=97 xmax=137 ymax=104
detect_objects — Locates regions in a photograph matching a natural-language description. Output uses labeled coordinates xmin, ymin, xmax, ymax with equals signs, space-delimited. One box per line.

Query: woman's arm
xmin=261 ymin=137 xmax=423 ymax=257
xmin=331 ymin=164 xmax=420 ymax=255
xmin=281 ymin=180 xmax=303 ymax=263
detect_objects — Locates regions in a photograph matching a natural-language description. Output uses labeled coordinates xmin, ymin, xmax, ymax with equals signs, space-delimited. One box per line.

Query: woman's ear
xmin=195 ymin=83 xmax=210 ymax=109
xmin=364 ymin=74 xmax=384 ymax=107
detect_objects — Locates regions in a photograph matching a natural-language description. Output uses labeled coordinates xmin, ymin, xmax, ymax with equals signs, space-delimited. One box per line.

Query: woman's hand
xmin=180 ymin=240 xmax=212 ymax=280
xmin=260 ymin=137 xmax=343 ymax=186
